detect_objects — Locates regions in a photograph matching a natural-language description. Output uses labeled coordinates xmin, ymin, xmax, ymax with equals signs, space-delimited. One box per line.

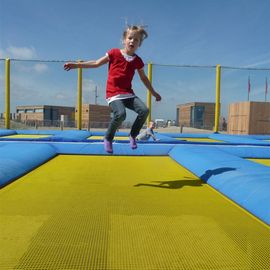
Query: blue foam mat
xmin=0 ymin=143 xmax=57 ymax=188
xmin=1 ymin=129 xmax=270 ymax=146
xmin=53 ymin=142 xmax=174 ymax=156
xmin=215 ymin=145 xmax=270 ymax=158
xmin=169 ymin=145 xmax=270 ymax=225
xmin=0 ymin=130 xmax=17 ymax=136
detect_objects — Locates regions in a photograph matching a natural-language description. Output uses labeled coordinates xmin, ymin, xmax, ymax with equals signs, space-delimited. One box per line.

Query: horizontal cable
xmin=1 ymin=58 xmax=270 ymax=71
xmin=0 ymin=58 xmax=75 ymax=63
xmin=221 ymin=65 xmax=270 ymax=71
xmin=9 ymin=58 xmax=72 ymax=63
xmin=152 ymin=63 xmax=216 ymax=69
xmin=153 ymin=63 xmax=270 ymax=71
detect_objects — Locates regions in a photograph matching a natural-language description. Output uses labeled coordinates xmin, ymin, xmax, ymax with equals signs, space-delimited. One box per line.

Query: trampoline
xmin=249 ymin=158 xmax=270 ymax=167
xmin=0 ymin=129 xmax=270 ymax=269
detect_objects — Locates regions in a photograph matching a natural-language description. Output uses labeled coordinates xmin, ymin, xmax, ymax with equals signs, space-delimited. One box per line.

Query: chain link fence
xmin=1 ymin=58 xmax=269 ymax=133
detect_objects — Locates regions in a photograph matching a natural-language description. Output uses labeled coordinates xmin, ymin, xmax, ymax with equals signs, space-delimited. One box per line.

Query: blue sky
xmin=1 ymin=0 xmax=270 ymax=121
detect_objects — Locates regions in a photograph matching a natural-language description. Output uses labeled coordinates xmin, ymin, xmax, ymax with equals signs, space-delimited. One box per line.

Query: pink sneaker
xmin=104 ymin=138 xmax=113 ymax=153
xmin=129 ymin=136 xmax=137 ymax=149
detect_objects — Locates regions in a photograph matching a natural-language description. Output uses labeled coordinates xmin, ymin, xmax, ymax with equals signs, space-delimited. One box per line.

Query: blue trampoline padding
xmin=248 ymin=135 xmax=270 ymax=140
xmin=209 ymin=133 xmax=270 ymax=145
xmin=16 ymin=129 xmax=61 ymax=135
xmin=53 ymin=142 xmax=174 ymax=156
xmin=16 ymin=130 xmax=92 ymax=141
xmin=169 ymin=145 xmax=270 ymax=225
xmin=51 ymin=130 xmax=91 ymax=141
xmin=159 ymin=133 xmax=211 ymax=138
xmin=154 ymin=133 xmax=179 ymax=142
xmin=88 ymin=131 xmax=180 ymax=144
xmin=0 ymin=143 xmax=57 ymax=187
xmin=89 ymin=131 xmax=130 ymax=137
xmin=216 ymin=145 xmax=270 ymax=158
xmin=0 ymin=129 xmax=17 ymax=136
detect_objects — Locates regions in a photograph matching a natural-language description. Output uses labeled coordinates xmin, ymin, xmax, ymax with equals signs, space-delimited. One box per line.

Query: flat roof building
xmin=75 ymin=104 xmax=111 ymax=129
xmin=16 ymin=105 xmax=75 ymax=127
xmin=176 ymin=102 xmax=215 ymax=130
xmin=16 ymin=104 xmax=111 ymax=129
xmin=228 ymin=101 xmax=270 ymax=135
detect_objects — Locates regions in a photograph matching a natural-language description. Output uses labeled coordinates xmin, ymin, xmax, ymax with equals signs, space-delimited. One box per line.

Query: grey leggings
xmin=105 ymin=97 xmax=149 ymax=141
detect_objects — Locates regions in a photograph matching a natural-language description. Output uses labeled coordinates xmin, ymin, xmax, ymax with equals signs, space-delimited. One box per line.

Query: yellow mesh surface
xmin=1 ymin=134 xmax=52 ymax=139
xmin=248 ymin=158 xmax=270 ymax=166
xmin=176 ymin=137 xmax=223 ymax=142
xmin=0 ymin=155 xmax=269 ymax=269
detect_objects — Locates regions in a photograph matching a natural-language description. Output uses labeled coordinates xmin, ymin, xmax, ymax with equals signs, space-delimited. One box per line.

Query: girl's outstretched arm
xmin=137 ymin=68 xmax=161 ymax=101
xmin=64 ymin=55 xmax=109 ymax=71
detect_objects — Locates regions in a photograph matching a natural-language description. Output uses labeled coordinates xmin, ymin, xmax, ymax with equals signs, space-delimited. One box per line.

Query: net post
xmin=147 ymin=62 xmax=152 ymax=126
xmin=214 ymin=64 xmax=221 ymax=133
xmin=5 ymin=58 xmax=10 ymax=129
xmin=77 ymin=61 xmax=83 ymax=130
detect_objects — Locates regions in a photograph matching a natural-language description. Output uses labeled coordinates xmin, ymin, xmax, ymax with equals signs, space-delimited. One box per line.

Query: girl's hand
xmin=154 ymin=92 xmax=161 ymax=102
xmin=64 ymin=63 xmax=77 ymax=71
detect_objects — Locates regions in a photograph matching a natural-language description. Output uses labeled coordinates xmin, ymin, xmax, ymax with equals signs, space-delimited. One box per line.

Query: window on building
xmin=34 ymin=109 xmax=44 ymax=113
xmin=17 ymin=109 xmax=25 ymax=113
xmin=26 ymin=109 xmax=34 ymax=113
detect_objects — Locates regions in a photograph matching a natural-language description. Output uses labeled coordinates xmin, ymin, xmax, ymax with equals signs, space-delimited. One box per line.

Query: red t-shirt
xmin=106 ymin=48 xmax=144 ymax=98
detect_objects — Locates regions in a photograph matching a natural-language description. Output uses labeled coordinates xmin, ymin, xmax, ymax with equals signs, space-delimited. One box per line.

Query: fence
xmin=1 ymin=58 xmax=269 ymax=133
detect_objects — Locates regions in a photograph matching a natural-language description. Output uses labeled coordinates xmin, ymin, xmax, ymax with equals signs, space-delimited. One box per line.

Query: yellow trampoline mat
xmin=1 ymin=134 xmax=52 ymax=139
xmin=1 ymin=155 xmax=269 ymax=270
xmin=176 ymin=137 xmax=223 ymax=143
xmin=248 ymin=158 xmax=270 ymax=166
xmin=88 ymin=135 xmax=128 ymax=140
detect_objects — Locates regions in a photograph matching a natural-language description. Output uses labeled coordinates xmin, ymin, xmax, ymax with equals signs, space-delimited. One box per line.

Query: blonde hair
xmin=122 ymin=25 xmax=148 ymax=46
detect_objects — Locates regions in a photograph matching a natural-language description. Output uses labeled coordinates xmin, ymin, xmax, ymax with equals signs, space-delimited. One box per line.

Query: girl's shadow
xmin=134 ymin=177 xmax=203 ymax=189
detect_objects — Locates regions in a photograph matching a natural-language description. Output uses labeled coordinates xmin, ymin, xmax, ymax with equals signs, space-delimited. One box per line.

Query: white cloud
xmin=54 ymin=94 xmax=66 ymax=100
xmin=34 ymin=63 xmax=48 ymax=73
xmin=49 ymin=91 xmax=77 ymax=106
xmin=244 ymin=59 xmax=270 ymax=68
xmin=243 ymin=52 xmax=270 ymax=68
xmin=82 ymin=79 xmax=100 ymax=103
xmin=82 ymin=78 xmax=96 ymax=90
xmin=12 ymin=62 xmax=48 ymax=74
xmin=0 ymin=48 xmax=5 ymax=58
xmin=0 ymin=46 xmax=37 ymax=59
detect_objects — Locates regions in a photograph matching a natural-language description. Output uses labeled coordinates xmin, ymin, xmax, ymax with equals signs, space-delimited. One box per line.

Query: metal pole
xmin=147 ymin=63 xmax=152 ymax=126
xmin=95 ymin=85 xmax=98 ymax=105
xmin=214 ymin=64 xmax=221 ymax=133
xmin=77 ymin=63 xmax=82 ymax=130
xmin=5 ymin=58 xmax=10 ymax=129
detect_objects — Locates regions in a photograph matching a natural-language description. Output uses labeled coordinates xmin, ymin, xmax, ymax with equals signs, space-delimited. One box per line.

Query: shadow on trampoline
xmin=134 ymin=178 xmax=203 ymax=189
xmin=200 ymin=167 xmax=236 ymax=182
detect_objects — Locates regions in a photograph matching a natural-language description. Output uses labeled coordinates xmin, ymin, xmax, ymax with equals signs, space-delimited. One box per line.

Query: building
xmin=75 ymin=104 xmax=111 ymax=128
xmin=176 ymin=102 xmax=215 ymax=130
xmin=16 ymin=104 xmax=112 ymax=129
xmin=228 ymin=101 xmax=270 ymax=135
xmin=16 ymin=105 xmax=75 ymax=126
